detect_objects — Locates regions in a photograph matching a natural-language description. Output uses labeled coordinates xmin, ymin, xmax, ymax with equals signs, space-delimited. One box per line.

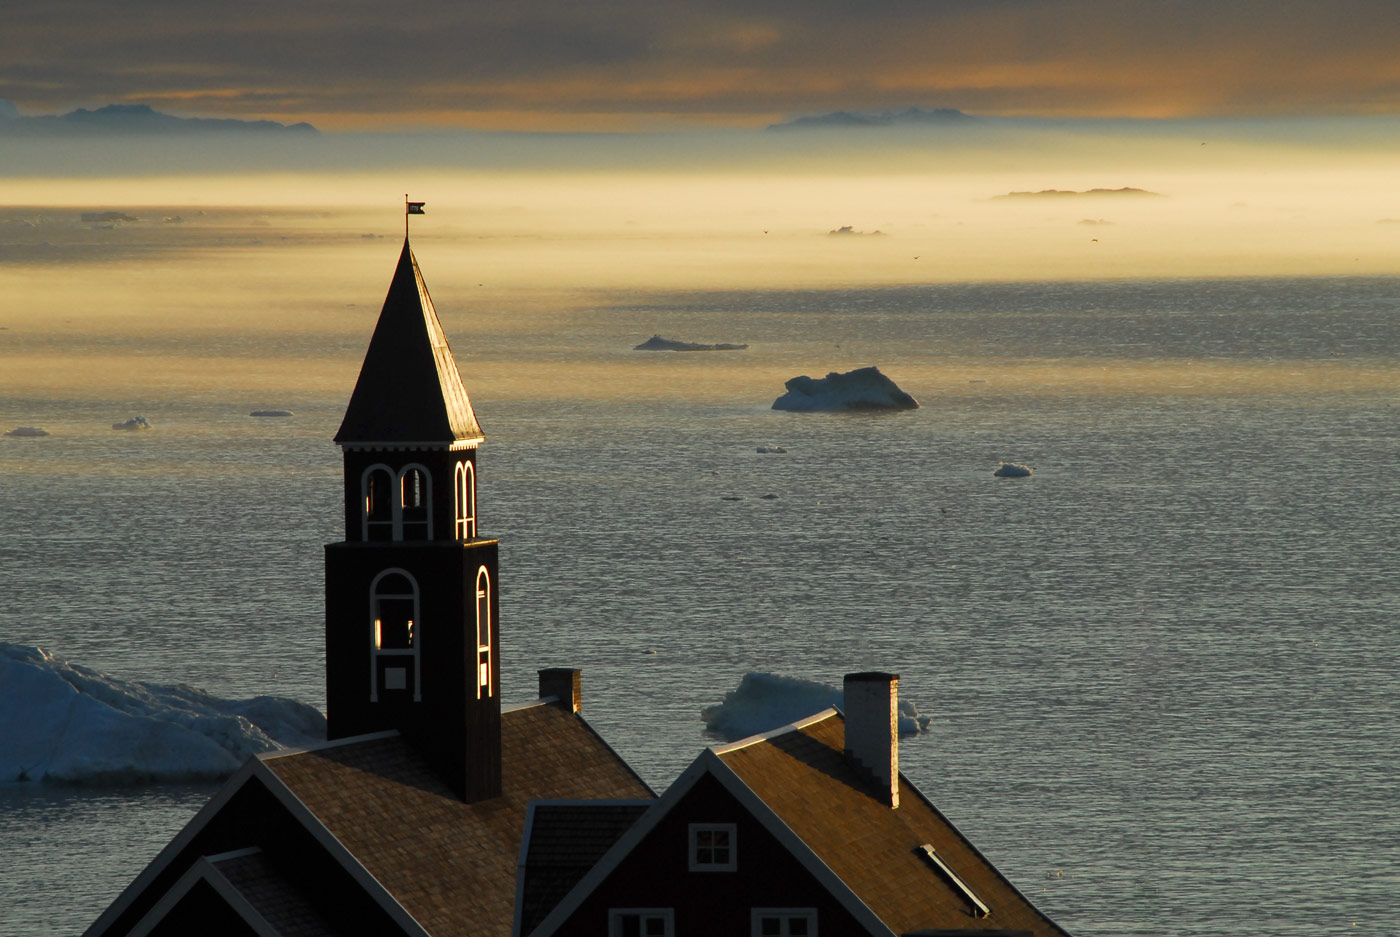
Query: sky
xmin=5 ymin=0 xmax=1400 ymax=131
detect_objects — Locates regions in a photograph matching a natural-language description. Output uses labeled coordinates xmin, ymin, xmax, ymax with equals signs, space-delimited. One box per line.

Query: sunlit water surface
xmin=0 ymin=218 xmax=1396 ymax=936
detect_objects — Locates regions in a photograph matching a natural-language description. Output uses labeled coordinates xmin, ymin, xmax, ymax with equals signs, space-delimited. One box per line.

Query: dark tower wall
xmin=325 ymin=537 xmax=501 ymax=801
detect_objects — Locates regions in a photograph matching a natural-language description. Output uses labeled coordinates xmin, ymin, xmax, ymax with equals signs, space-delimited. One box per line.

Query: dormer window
xmin=688 ymin=823 xmax=736 ymax=871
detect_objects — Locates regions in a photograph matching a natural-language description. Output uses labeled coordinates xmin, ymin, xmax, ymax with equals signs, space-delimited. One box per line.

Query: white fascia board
xmin=128 ymin=854 xmax=281 ymax=937
xmin=524 ymin=753 xmax=718 ymax=937
xmin=703 ymin=752 xmax=897 ymax=937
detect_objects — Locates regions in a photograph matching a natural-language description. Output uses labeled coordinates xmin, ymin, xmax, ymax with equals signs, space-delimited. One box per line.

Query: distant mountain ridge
xmin=767 ymin=106 xmax=975 ymax=131
xmin=0 ymin=102 xmax=317 ymax=135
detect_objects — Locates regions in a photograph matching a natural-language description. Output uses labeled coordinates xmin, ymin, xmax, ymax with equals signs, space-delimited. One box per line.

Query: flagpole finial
xmin=404 ymin=195 xmax=426 ymax=239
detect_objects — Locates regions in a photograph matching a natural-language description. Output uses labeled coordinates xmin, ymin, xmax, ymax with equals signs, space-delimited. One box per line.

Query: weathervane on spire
xmin=405 ymin=194 xmax=425 ymax=238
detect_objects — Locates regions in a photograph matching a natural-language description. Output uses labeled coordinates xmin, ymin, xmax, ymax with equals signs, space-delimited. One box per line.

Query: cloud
xmin=3 ymin=0 xmax=1400 ymax=129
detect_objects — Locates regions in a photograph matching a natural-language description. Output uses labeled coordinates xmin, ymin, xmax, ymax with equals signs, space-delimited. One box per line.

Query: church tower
xmin=325 ymin=237 xmax=501 ymax=802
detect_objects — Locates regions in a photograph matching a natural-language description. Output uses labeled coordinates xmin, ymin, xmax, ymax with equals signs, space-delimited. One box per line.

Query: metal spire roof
xmin=334 ymin=239 xmax=484 ymax=447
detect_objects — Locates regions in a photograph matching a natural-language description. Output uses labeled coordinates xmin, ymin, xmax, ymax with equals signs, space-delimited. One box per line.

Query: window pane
xmin=759 ymin=917 xmax=781 ymax=936
xmin=643 ymin=918 xmax=667 ymax=936
xmin=619 ymin=915 xmax=641 ymax=937
xmin=789 ymin=918 xmax=809 ymax=936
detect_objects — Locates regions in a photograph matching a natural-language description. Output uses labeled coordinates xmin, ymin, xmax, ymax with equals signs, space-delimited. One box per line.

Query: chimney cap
xmin=844 ymin=671 xmax=899 ymax=684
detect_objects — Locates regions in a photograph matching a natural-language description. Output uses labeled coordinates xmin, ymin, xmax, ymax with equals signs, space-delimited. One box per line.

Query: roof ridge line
xmin=709 ymin=706 xmax=840 ymax=754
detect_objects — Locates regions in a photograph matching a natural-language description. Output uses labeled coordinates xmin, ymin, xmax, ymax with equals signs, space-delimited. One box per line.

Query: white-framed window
xmin=454 ymin=460 xmax=476 ymax=540
xmin=370 ymin=569 xmax=420 ymax=702
xmin=688 ymin=823 xmax=736 ymax=871
xmin=752 ymin=909 xmax=817 ymax=937
xmin=474 ymin=565 xmax=492 ymax=699
xmin=361 ymin=464 xmax=434 ymax=541
xmin=608 ymin=909 xmax=673 ymax=937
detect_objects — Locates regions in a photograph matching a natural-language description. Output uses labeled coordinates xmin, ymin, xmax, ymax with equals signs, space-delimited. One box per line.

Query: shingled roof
xmin=334 ymin=239 xmax=484 ymax=447
xmin=86 ymin=701 xmax=654 ymax=937
xmin=716 ymin=711 xmax=1071 ymax=937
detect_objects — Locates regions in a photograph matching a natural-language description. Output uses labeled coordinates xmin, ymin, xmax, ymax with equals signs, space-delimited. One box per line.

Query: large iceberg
xmin=0 ymin=644 xmax=326 ymax=784
xmin=771 ymin=366 xmax=919 ymax=411
xmin=701 ymin=671 xmax=931 ymax=741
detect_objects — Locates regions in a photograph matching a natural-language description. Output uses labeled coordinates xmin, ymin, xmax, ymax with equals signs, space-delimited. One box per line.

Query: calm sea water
xmin=2 ymin=272 xmax=1397 ymax=936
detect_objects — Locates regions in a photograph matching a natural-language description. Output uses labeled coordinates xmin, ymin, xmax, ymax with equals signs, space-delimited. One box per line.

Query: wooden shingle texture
xmin=263 ymin=703 xmax=653 ymax=937
xmin=718 ymin=713 xmax=1072 ymax=937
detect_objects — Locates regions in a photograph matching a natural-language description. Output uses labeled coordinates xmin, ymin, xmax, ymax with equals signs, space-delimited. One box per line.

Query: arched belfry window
xmin=475 ymin=566 xmax=492 ymax=699
xmin=363 ymin=466 xmax=395 ymax=541
xmin=400 ymin=465 xmax=431 ymax=540
xmin=370 ymin=570 xmax=420 ymax=702
xmin=455 ymin=461 xmax=476 ymax=540
xmin=361 ymin=464 xmax=433 ymax=541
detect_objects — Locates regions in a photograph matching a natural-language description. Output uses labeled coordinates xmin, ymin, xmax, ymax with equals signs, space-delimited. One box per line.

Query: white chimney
xmin=843 ymin=672 xmax=899 ymax=808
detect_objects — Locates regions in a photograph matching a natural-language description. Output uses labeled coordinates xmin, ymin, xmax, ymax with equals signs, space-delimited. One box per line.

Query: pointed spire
xmin=335 ymin=239 xmax=484 ymax=447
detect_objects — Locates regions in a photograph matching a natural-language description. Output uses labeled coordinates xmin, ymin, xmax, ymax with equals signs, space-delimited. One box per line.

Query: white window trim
xmin=475 ymin=565 xmax=492 ymax=699
xmin=369 ymin=568 xmax=421 ymax=702
xmin=688 ymin=822 xmax=737 ymax=872
xmin=360 ymin=463 xmax=434 ymax=541
xmin=454 ymin=460 xmax=476 ymax=540
xmin=607 ymin=908 xmax=674 ymax=937
xmin=751 ymin=908 xmax=818 ymax=937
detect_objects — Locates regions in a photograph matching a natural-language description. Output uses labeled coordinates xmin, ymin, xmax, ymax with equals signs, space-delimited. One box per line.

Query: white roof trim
xmin=257 ymin=728 xmax=399 ymax=760
xmin=526 ymin=746 xmax=895 ymax=937
xmin=709 ymin=707 xmax=839 ymax=754
xmin=127 ymin=852 xmax=281 ymax=937
xmin=339 ymin=438 xmax=484 ymax=451
xmin=81 ymin=751 xmax=433 ymax=937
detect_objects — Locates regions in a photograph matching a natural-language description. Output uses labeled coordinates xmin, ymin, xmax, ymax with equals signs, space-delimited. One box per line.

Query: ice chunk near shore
xmin=701 ymin=671 xmax=931 ymax=741
xmin=0 ymin=643 xmax=326 ymax=784
xmin=993 ymin=461 xmax=1033 ymax=478
xmin=5 ymin=426 xmax=49 ymax=437
xmin=634 ymin=334 xmax=749 ymax=352
xmin=772 ymin=366 xmax=918 ymax=411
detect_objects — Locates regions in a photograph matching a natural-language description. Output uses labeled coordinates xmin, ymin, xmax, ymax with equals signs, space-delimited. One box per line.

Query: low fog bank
xmin=4 ymin=114 xmax=1400 ymax=178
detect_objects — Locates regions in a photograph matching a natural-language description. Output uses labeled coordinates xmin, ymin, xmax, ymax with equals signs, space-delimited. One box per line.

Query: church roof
xmin=334 ymin=240 xmax=484 ymax=447
xmin=86 ymin=702 xmax=654 ymax=937
xmin=262 ymin=703 xmax=653 ymax=937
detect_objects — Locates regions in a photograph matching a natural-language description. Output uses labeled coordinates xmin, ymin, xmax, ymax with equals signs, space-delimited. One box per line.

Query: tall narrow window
xmin=364 ymin=467 xmax=395 ymax=541
xmin=455 ymin=461 xmax=476 ymax=540
xmin=370 ymin=570 xmax=420 ymax=702
xmin=475 ymin=566 xmax=492 ymax=699
xmin=399 ymin=465 xmax=431 ymax=540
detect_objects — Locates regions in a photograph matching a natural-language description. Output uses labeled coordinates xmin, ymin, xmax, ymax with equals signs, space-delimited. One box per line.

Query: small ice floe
xmin=701 ymin=672 xmax=931 ymax=741
xmin=756 ymin=445 xmax=787 ymax=453
xmin=5 ymin=426 xmax=48 ymax=437
xmin=633 ymin=334 xmax=749 ymax=352
xmin=250 ymin=409 xmax=294 ymax=417
xmin=111 ymin=416 xmax=150 ymax=430
xmin=772 ymin=366 xmax=918 ymax=411
xmin=760 ymin=493 xmax=779 ymax=500
xmin=993 ymin=461 xmax=1033 ymax=478
xmin=721 ymin=495 xmax=743 ymax=501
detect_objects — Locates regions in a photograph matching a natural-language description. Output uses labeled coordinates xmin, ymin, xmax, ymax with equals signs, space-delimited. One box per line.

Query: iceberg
xmin=701 ymin=671 xmax=931 ymax=741
xmin=5 ymin=426 xmax=49 ymax=436
xmin=0 ymin=644 xmax=325 ymax=785
xmin=111 ymin=416 xmax=150 ymax=430
xmin=993 ymin=461 xmax=1033 ymax=478
xmin=249 ymin=409 xmax=293 ymax=417
xmin=771 ymin=366 xmax=918 ymax=411
xmin=633 ymin=334 xmax=749 ymax=352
